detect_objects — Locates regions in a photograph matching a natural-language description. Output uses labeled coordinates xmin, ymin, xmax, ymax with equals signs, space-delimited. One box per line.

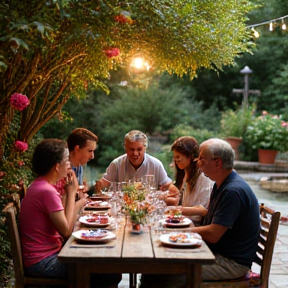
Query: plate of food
xmin=160 ymin=216 xmax=192 ymax=227
xmin=85 ymin=201 xmax=111 ymax=210
xmin=79 ymin=215 xmax=112 ymax=227
xmin=73 ymin=229 xmax=116 ymax=243
xmin=90 ymin=194 xmax=112 ymax=201
xmin=159 ymin=232 xmax=202 ymax=247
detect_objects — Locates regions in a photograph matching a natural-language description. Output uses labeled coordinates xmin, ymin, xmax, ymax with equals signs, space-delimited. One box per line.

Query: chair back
xmin=255 ymin=203 xmax=280 ymax=288
xmin=3 ymin=202 xmax=25 ymax=286
xmin=2 ymin=202 xmax=68 ymax=287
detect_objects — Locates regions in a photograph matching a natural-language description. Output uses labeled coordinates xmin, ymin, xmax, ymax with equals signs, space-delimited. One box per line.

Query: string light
xmin=247 ymin=14 xmax=288 ymax=29
xmin=282 ymin=19 xmax=287 ymax=30
xmin=248 ymin=15 xmax=288 ymax=38
xmin=269 ymin=22 xmax=273 ymax=31
xmin=252 ymin=28 xmax=260 ymax=38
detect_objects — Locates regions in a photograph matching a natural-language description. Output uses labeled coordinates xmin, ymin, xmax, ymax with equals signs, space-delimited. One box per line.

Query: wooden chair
xmin=2 ymin=202 xmax=68 ymax=288
xmin=202 ymin=203 xmax=281 ymax=288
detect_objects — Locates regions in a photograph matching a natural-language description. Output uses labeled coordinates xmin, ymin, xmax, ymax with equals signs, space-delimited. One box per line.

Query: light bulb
xmin=282 ymin=19 xmax=286 ymax=30
xmin=252 ymin=28 xmax=260 ymax=38
xmin=269 ymin=22 xmax=273 ymax=31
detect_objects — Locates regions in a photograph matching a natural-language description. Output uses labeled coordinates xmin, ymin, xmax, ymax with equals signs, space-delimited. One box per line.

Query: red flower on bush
xmin=18 ymin=160 xmax=25 ymax=167
xmin=103 ymin=47 xmax=120 ymax=58
xmin=15 ymin=141 xmax=28 ymax=152
xmin=115 ymin=14 xmax=133 ymax=25
xmin=10 ymin=93 xmax=30 ymax=111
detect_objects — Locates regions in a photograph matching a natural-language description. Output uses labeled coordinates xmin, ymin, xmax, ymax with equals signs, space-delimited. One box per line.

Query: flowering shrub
xmin=245 ymin=112 xmax=288 ymax=152
xmin=103 ymin=47 xmax=120 ymax=58
xmin=14 ymin=140 xmax=28 ymax=152
xmin=115 ymin=14 xmax=133 ymax=25
xmin=10 ymin=93 xmax=30 ymax=111
xmin=122 ymin=183 xmax=149 ymax=225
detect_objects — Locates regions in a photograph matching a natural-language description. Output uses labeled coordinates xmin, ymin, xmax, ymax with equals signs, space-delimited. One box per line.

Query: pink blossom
xmin=10 ymin=93 xmax=30 ymax=111
xmin=281 ymin=121 xmax=288 ymax=127
xmin=15 ymin=141 xmax=28 ymax=152
xmin=103 ymin=47 xmax=120 ymax=58
xmin=0 ymin=171 xmax=6 ymax=178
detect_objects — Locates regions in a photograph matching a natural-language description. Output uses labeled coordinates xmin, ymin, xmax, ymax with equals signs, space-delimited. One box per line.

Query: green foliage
xmin=219 ymin=105 xmax=255 ymax=138
xmin=0 ymin=115 xmax=36 ymax=282
xmin=245 ymin=113 xmax=288 ymax=152
xmin=170 ymin=124 xmax=217 ymax=145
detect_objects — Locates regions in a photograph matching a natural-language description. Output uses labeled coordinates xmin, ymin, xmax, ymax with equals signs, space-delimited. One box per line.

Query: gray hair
xmin=124 ymin=130 xmax=148 ymax=147
xmin=203 ymin=138 xmax=234 ymax=169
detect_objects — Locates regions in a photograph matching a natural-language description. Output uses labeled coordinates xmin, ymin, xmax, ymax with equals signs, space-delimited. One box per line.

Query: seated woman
xmin=166 ymin=136 xmax=214 ymax=226
xmin=19 ymin=139 xmax=121 ymax=287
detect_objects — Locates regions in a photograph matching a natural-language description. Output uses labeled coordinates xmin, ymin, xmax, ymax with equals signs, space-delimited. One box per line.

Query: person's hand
xmin=167 ymin=184 xmax=179 ymax=198
xmin=65 ymin=170 xmax=78 ymax=196
xmin=95 ymin=180 xmax=102 ymax=194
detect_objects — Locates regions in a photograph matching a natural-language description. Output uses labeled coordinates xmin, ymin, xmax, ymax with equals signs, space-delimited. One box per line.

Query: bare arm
xmin=192 ymin=223 xmax=228 ymax=243
xmin=49 ymin=171 xmax=85 ymax=239
xmin=95 ymin=178 xmax=110 ymax=193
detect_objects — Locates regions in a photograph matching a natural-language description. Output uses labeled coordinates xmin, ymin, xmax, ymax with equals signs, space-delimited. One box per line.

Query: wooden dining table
xmin=58 ymin=215 xmax=215 ymax=288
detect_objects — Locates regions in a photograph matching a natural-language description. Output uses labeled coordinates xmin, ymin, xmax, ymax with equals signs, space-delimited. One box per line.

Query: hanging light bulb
xmin=282 ymin=19 xmax=287 ymax=30
xmin=269 ymin=22 xmax=273 ymax=31
xmin=252 ymin=28 xmax=260 ymax=38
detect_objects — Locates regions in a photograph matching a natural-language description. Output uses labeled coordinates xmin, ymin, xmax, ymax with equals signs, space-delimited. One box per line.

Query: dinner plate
xmin=79 ymin=215 xmax=112 ymax=227
xmin=85 ymin=201 xmax=111 ymax=210
xmin=160 ymin=217 xmax=192 ymax=228
xmin=90 ymin=195 xmax=112 ymax=201
xmin=73 ymin=229 xmax=116 ymax=243
xmin=159 ymin=233 xmax=202 ymax=247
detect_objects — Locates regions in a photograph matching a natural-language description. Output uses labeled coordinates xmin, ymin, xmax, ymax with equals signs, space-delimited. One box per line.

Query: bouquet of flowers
xmin=122 ymin=182 xmax=149 ymax=226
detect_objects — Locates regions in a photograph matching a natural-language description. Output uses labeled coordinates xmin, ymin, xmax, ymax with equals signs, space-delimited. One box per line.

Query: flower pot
xmin=258 ymin=149 xmax=278 ymax=164
xmin=225 ymin=137 xmax=242 ymax=161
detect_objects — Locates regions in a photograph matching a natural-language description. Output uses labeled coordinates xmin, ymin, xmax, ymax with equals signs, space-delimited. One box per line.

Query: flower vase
xmin=131 ymin=223 xmax=142 ymax=234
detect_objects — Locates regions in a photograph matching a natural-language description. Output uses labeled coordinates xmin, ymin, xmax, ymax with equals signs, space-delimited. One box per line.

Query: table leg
xmin=76 ymin=264 xmax=90 ymax=288
xmin=129 ymin=273 xmax=137 ymax=288
xmin=187 ymin=264 xmax=202 ymax=288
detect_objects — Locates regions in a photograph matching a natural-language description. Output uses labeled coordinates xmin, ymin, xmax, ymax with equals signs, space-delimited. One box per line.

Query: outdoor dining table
xmin=58 ymin=215 xmax=215 ymax=288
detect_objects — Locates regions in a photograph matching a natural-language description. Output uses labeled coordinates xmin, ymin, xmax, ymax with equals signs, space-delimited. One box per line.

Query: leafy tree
xmin=0 ymin=0 xmax=256 ymax=163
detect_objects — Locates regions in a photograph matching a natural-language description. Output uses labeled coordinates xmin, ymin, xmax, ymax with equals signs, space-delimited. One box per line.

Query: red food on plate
xmin=86 ymin=217 xmax=98 ymax=223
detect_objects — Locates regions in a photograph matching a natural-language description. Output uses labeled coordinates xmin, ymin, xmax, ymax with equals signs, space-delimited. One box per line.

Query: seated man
xmin=140 ymin=138 xmax=260 ymax=287
xmin=67 ymin=127 xmax=98 ymax=185
xmin=96 ymin=130 xmax=173 ymax=192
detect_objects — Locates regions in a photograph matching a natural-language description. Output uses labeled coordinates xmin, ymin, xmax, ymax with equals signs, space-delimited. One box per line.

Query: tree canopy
xmin=0 ymin=0 xmax=255 ymax=154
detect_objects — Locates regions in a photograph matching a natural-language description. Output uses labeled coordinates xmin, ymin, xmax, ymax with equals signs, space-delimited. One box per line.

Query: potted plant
xmin=245 ymin=111 xmax=288 ymax=164
xmin=220 ymin=105 xmax=254 ymax=160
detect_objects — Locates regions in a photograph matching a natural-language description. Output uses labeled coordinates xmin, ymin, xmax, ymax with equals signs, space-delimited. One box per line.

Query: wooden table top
xmin=58 ymin=216 xmax=215 ymax=268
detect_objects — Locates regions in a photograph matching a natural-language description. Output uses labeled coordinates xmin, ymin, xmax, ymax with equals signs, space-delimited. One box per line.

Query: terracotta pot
xmin=225 ymin=137 xmax=242 ymax=161
xmin=258 ymin=149 xmax=278 ymax=164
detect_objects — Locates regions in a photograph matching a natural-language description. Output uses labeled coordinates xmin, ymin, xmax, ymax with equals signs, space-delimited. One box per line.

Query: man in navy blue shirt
xmin=140 ymin=138 xmax=260 ymax=287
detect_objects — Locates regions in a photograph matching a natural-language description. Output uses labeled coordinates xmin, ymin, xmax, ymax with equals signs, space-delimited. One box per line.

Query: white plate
xmin=73 ymin=229 xmax=116 ymax=243
xmin=160 ymin=217 xmax=192 ymax=227
xmin=79 ymin=216 xmax=112 ymax=227
xmin=159 ymin=233 xmax=202 ymax=247
xmin=90 ymin=195 xmax=112 ymax=201
xmin=85 ymin=201 xmax=111 ymax=210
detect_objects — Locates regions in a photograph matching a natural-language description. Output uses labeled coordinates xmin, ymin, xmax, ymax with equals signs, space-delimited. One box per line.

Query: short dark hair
xmin=67 ymin=128 xmax=98 ymax=151
xmin=32 ymin=139 xmax=67 ymax=176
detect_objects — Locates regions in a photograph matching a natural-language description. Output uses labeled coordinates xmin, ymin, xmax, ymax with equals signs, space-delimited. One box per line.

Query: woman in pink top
xmin=19 ymin=139 xmax=86 ymax=278
xmin=19 ymin=139 xmax=122 ymax=287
